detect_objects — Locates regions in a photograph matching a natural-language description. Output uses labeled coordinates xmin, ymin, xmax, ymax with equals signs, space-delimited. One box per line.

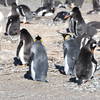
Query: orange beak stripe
xmin=64 ymin=15 xmax=71 ymax=19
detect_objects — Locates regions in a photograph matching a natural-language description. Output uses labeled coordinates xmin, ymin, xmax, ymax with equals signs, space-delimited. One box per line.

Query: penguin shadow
xmin=54 ymin=64 xmax=66 ymax=75
xmin=13 ymin=57 xmax=22 ymax=66
xmin=87 ymin=21 xmax=100 ymax=30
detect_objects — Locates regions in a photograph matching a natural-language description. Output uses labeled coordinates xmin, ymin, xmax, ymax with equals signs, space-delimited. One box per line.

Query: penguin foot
xmin=4 ymin=32 xmax=8 ymax=36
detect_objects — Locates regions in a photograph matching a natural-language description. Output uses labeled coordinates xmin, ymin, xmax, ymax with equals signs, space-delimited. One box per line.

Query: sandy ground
xmin=0 ymin=1 xmax=100 ymax=100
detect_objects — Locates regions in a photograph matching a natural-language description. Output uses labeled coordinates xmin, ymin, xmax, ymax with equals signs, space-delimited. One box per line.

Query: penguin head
xmin=35 ymin=35 xmax=42 ymax=42
xmin=57 ymin=30 xmax=73 ymax=40
xmin=63 ymin=34 xmax=72 ymax=40
xmin=70 ymin=7 xmax=82 ymax=20
xmin=20 ymin=28 xmax=28 ymax=33
xmin=86 ymin=38 xmax=97 ymax=51
xmin=11 ymin=2 xmax=17 ymax=8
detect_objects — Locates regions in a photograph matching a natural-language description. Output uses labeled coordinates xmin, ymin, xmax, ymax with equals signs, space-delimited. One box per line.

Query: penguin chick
xmin=74 ymin=38 xmax=97 ymax=85
xmin=16 ymin=28 xmax=34 ymax=65
xmin=30 ymin=35 xmax=49 ymax=82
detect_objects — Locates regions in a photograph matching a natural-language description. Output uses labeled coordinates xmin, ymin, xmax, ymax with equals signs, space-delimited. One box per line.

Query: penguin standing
xmin=17 ymin=4 xmax=33 ymax=24
xmin=63 ymin=34 xmax=84 ymax=75
xmin=64 ymin=7 xmax=86 ymax=37
xmin=64 ymin=7 xmax=97 ymax=38
xmin=16 ymin=28 xmax=34 ymax=65
xmin=30 ymin=35 xmax=49 ymax=82
xmin=74 ymin=38 xmax=97 ymax=85
xmin=5 ymin=2 xmax=20 ymax=36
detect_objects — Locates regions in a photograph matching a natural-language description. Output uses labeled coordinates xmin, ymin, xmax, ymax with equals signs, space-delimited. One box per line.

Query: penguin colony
xmin=0 ymin=0 xmax=100 ymax=85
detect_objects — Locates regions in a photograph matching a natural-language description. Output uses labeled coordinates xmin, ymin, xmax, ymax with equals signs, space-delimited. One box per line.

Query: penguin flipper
xmin=16 ymin=40 xmax=23 ymax=57
xmin=5 ymin=17 xmax=12 ymax=34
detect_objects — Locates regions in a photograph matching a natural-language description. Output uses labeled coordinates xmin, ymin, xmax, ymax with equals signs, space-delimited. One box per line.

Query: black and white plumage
xmin=5 ymin=3 xmax=20 ymax=36
xmin=17 ymin=4 xmax=33 ymax=23
xmin=42 ymin=7 xmax=55 ymax=16
xmin=53 ymin=11 xmax=70 ymax=22
xmin=16 ymin=28 xmax=34 ymax=65
xmin=64 ymin=7 xmax=97 ymax=38
xmin=35 ymin=6 xmax=55 ymax=17
xmin=66 ymin=7 xmax=86 ymax=37
xmin=74 ymin=38 xmax=97 ymax=85
xmin=30 ymin=35 xmax=49 ymax=82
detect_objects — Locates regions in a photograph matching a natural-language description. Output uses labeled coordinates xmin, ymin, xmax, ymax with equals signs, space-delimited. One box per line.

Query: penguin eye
xmin=10 ymin=19 xmax=12 ymax=22
xmin=92 ymin=43 xmax=96 ymax=48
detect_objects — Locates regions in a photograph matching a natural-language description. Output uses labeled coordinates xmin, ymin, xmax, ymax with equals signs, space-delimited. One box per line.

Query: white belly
xmin=31 ymin=61 xmax=35 ymax=80
xmin=91 ymin=63 xmax=96 ymax=77
xmin=8 ymin=11 xmax=12 ymax=17
xmin=37 ymin=10 xmax=47 ymax=16
xmin=19 ymin=42 xmax=26 ymax=64
xmin=44 ymin=13 xmax=54 ymax=16
xmin=0 ymin=12 xmax=4 ymax=33
xmin=64 ymin=55 xmax=69 ymax=75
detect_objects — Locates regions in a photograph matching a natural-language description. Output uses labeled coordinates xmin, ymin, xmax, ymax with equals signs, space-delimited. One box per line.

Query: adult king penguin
xmin=30 ymin=35 xmax=49 ymax=82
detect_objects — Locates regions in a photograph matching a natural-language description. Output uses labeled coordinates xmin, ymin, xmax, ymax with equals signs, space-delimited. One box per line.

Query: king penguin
xmin=74 ymin=38 xmax=97 ymax=85
xmin=30 ymin=35 xmax=49 ymax=82
xmin=16 ymin=28 xmax=34 ymax=65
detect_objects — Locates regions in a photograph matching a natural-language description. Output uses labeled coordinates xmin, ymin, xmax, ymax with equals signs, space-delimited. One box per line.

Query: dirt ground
xmin=0 ymin=1 xmax=100 ymax=100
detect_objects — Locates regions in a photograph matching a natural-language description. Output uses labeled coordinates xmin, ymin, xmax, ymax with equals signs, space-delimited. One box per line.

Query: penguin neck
xmin=11 ymin=8 xmax=18 ymax=15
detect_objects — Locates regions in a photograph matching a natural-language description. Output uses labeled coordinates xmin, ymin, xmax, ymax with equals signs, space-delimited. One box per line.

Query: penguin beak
xmin=64 ymin=11 xmax=73 ymax=20
xmin=64 ymin=15 xmax=71 ymax=19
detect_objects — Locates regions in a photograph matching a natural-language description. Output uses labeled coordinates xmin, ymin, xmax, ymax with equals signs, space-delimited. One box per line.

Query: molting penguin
xmin=16 ymin=28 xmax=34 ymax=65
xmin=30 ymin=35 xmax=49 ymax=82
xmin=74 ymin=38 xmax=97 ymax=85
xmin=5 ymin=2 xmax=20 ymax=36
xmin=0 ymin=11 xmax=4 ymax=33
xmin=17 ymin=4 xmax=33 ymax=24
